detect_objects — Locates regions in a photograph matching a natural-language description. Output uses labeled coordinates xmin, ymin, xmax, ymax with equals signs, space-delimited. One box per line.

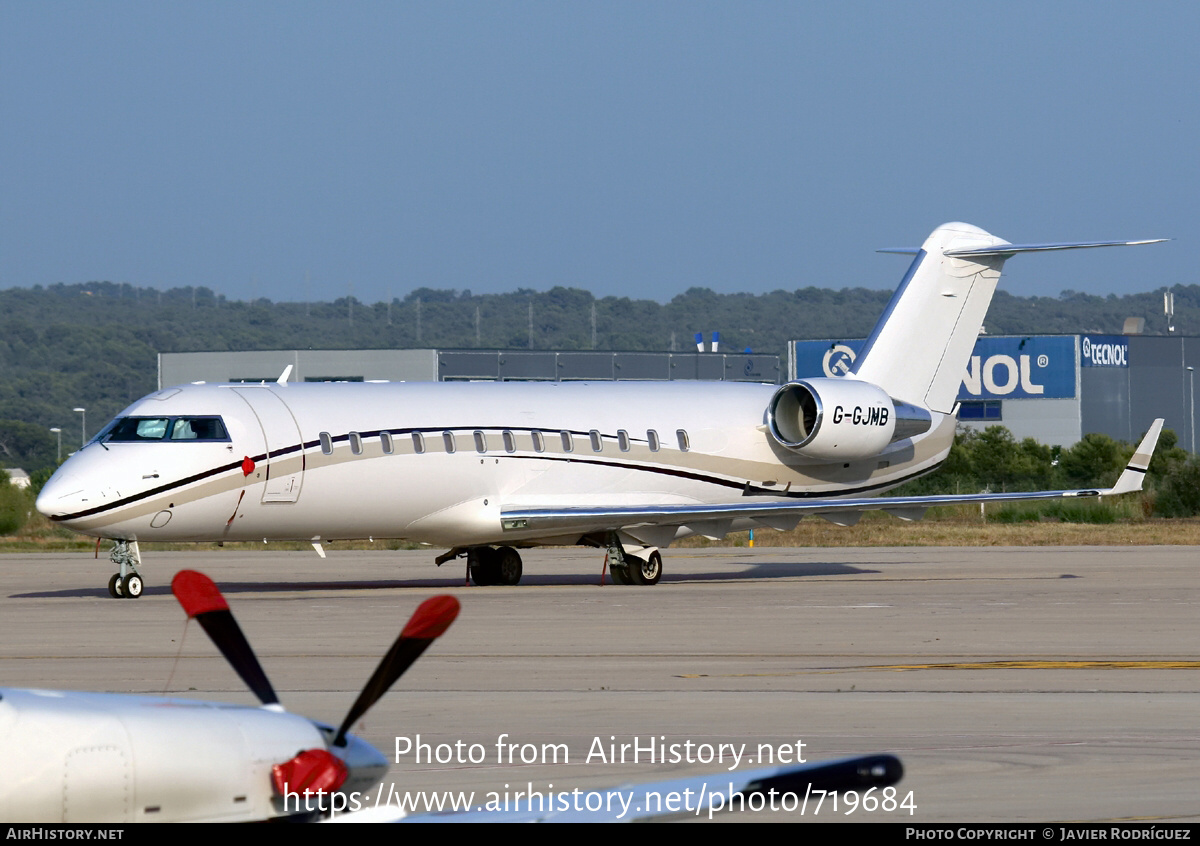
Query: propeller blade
xmin=172 ymin=570 xmax=280 ymax=707
xmin=334 ymin=594 xmax=459 ymax=746
xmin=741 ymin=754 xmax=903 ymax=797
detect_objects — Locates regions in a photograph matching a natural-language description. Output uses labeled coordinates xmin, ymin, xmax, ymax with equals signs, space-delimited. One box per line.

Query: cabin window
xmin=502 ymin=430 xmax=516 ymax=453
xmin=319 ymin=432 xmax=333 ymax=455
xmin=647 ymin=429 xmax=660 ymax=452
xmin=676 ymin=429 xmax=690 ymax=452
xmin=380 ymin=432 xmax=394 ymax=454
xmin=560 ymin=431 xmax=574 ymax=452
xmin=531 ymin=431 xmax=546 ymax=453
xmin=474 ymin=431 xmax=488 ymax=453
xmin=617 ymin=429 xmax=630 ymax=452
xmin=349 ymin=432 xmax=363 ymax=455
xmin=443 ymin=431 xmax=456 ymax=453
xmin=412 ymin=432 xmax=426 ymax=454
xmin=589 ymin=430 xmax=603 ymax=452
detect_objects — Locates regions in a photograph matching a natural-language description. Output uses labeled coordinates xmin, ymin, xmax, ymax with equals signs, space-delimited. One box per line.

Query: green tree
xmin=1151 ymin=456 xmax=1200 ymax=517
xmin=1059 ymin=433 xmax=1126 ymax=488
xmin=0 ymin=419 xmax=57 ymax=475
xmin=0 ymin=472 xmax=28 ymax=536
xmin=969 ymin=426 xmax=1056 ymax=490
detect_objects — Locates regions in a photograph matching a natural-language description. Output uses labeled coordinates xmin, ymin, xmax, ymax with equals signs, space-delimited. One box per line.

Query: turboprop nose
xmin=335 ymin=733 xmax=389 ymax=795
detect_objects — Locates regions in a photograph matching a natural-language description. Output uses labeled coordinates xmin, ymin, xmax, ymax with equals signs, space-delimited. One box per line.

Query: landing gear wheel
xmin=609 ymin=564 xmax=632 ymax=585
xmin=121 ymin=573 xmax=144 ymax=599
xmin=469 ymin=548 xmax=499 ymax=586
xmin=495 ymin=546 xmax=523 ymax=586
xmin=626 ymin=550 xmax=662 ymax=586
xmin=106 ymin=539 xmax=143 ymax=600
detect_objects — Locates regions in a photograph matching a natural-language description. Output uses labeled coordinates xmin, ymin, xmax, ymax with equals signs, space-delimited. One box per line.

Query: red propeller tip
xmin=171 ymin=570 xmax=230 ymax=617
xmin=400 ymin=595 xmax=460 ymax=640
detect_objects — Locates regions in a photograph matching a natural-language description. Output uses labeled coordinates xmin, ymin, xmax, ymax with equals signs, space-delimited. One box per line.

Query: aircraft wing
xmin=499 ymin=420 xmax=1163 ymax=541
xmin=381 ymin=753 xmax=903 ymax=823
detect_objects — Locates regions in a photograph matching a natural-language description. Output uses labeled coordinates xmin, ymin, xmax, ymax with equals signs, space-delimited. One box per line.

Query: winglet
xmin=1108 ymin=418 xmax=1164 ymax=495
xmin=276 ymin=364 xmax=293 ymax=386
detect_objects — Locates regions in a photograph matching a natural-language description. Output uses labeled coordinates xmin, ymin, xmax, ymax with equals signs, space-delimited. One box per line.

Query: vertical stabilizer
xmin=852 ymin=223 xmax=1010 ymax=414
xmin=851 ymin=225 xmax=1164 ymax=414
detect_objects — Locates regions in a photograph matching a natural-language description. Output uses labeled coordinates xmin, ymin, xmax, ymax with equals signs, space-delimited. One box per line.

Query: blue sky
xmin=1 ymin=2 xmax=1193 ymax=303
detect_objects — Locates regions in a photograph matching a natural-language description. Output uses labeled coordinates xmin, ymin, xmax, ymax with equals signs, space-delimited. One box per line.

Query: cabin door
xmin=233 ymin=387 xmax=305 ymax=503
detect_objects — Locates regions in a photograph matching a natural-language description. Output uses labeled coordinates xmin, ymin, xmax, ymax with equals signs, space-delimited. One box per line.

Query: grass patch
xmin=990 ymin=499 xmax=1126 ymax=524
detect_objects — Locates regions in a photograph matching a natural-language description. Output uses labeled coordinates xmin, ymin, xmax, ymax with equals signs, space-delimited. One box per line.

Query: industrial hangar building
xmin=159 ymin=334 xmax=1193 ymax=451
xmin=158 ymin=348 xmax=784 ymax=389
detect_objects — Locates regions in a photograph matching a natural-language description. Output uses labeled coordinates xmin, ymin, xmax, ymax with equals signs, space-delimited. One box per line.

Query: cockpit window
xmin=106 ymin=418 xmax=170 ymax=441
xmin=170 ymin=417 xmax=229 ymax=440
xmin=102 ymin=416 xmax=229 ymax=443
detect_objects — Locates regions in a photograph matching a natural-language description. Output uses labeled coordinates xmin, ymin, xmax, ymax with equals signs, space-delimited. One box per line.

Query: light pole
xmin=49 ymin=428 xmax=61 ymax=463
xmin=73 ymin=407 xmax=86 ymax=448
xmin=1188 ymin=367 xmax=1196 ymax=454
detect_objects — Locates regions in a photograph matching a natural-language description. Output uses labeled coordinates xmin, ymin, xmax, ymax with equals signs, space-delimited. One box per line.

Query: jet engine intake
xmin=765 ymin=378 xmax=931 ymax=461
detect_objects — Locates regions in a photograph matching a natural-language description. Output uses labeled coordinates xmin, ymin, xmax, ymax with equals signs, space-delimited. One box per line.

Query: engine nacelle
xmin=765 ymin=378 xmax=932 ymax=461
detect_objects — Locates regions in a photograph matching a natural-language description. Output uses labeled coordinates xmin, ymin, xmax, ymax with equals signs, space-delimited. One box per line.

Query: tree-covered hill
xmin=2 ymin=280 xmax=1197 ymax=474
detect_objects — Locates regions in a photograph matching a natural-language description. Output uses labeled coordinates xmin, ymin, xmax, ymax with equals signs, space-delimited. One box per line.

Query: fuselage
xmin=36 ymin=380 xmax=954 ymax=548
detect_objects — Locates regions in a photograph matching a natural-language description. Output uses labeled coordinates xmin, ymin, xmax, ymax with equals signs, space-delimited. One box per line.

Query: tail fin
xmin=852 ymin=223 xmax=1165 ymax=414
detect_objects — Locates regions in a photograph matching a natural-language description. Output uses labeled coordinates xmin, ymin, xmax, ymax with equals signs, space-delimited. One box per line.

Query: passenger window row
xmin=317 ymin=428 xmax=691 ymax=456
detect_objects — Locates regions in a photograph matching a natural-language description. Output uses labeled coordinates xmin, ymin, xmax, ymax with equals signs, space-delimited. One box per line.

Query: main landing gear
xmin=605 ymin=534 xmax=662 ymax=586
xmin=106 ymin=539 xmax=145 ymax=599
xmin=467 ymin=546 xmax=523 ymax=586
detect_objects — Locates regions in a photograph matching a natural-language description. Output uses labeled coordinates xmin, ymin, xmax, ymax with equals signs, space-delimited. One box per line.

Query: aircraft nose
xmin=35 ymin=467 xmax=85 ymax=520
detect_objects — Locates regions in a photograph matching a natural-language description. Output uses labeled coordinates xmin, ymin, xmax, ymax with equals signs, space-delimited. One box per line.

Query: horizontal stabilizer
xmin=878 ymin=238 xmax=1167 ymax=257
xmin=945 ymin=238 xmax=1167 ymax=259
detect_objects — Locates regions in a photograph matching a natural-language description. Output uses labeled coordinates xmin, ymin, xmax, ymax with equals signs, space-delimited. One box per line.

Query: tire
xmin=108 ymin=573 xmax=123 ymax=598
xmin=122 ymin=573 xmax=144 ymax=599
xmin=495 ymin=546 xmax=523 ymax=586
xmin=609 ymin=564 xmax=632 ymax=585
xmin=469 ymin=548 xmax=498 ymax=586
xmin=626 ymin=550 xmax=662 ymax=586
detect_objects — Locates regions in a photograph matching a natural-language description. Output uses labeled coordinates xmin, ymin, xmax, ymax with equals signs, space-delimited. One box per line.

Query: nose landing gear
xmin=106 ymin=540 xmax=144 ymax=599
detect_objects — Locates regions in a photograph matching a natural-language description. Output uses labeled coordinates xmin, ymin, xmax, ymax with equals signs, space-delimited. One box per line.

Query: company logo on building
xmin=1081 ymin=335 xmax=1128 ymax=367
xmin=793 ymin=335 xmax=1077 ymax=400
xmin=962 ymin=354 xmax=1046 ymax=396
xmin=821 ymin=344 xmax=857 ymax=376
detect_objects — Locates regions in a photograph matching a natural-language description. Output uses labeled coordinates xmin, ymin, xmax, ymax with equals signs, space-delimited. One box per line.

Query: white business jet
xmin=0 ymin=570 xmax=904 ymax=822
xmin=35 ymin=223 xmax=1165 ymax=597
